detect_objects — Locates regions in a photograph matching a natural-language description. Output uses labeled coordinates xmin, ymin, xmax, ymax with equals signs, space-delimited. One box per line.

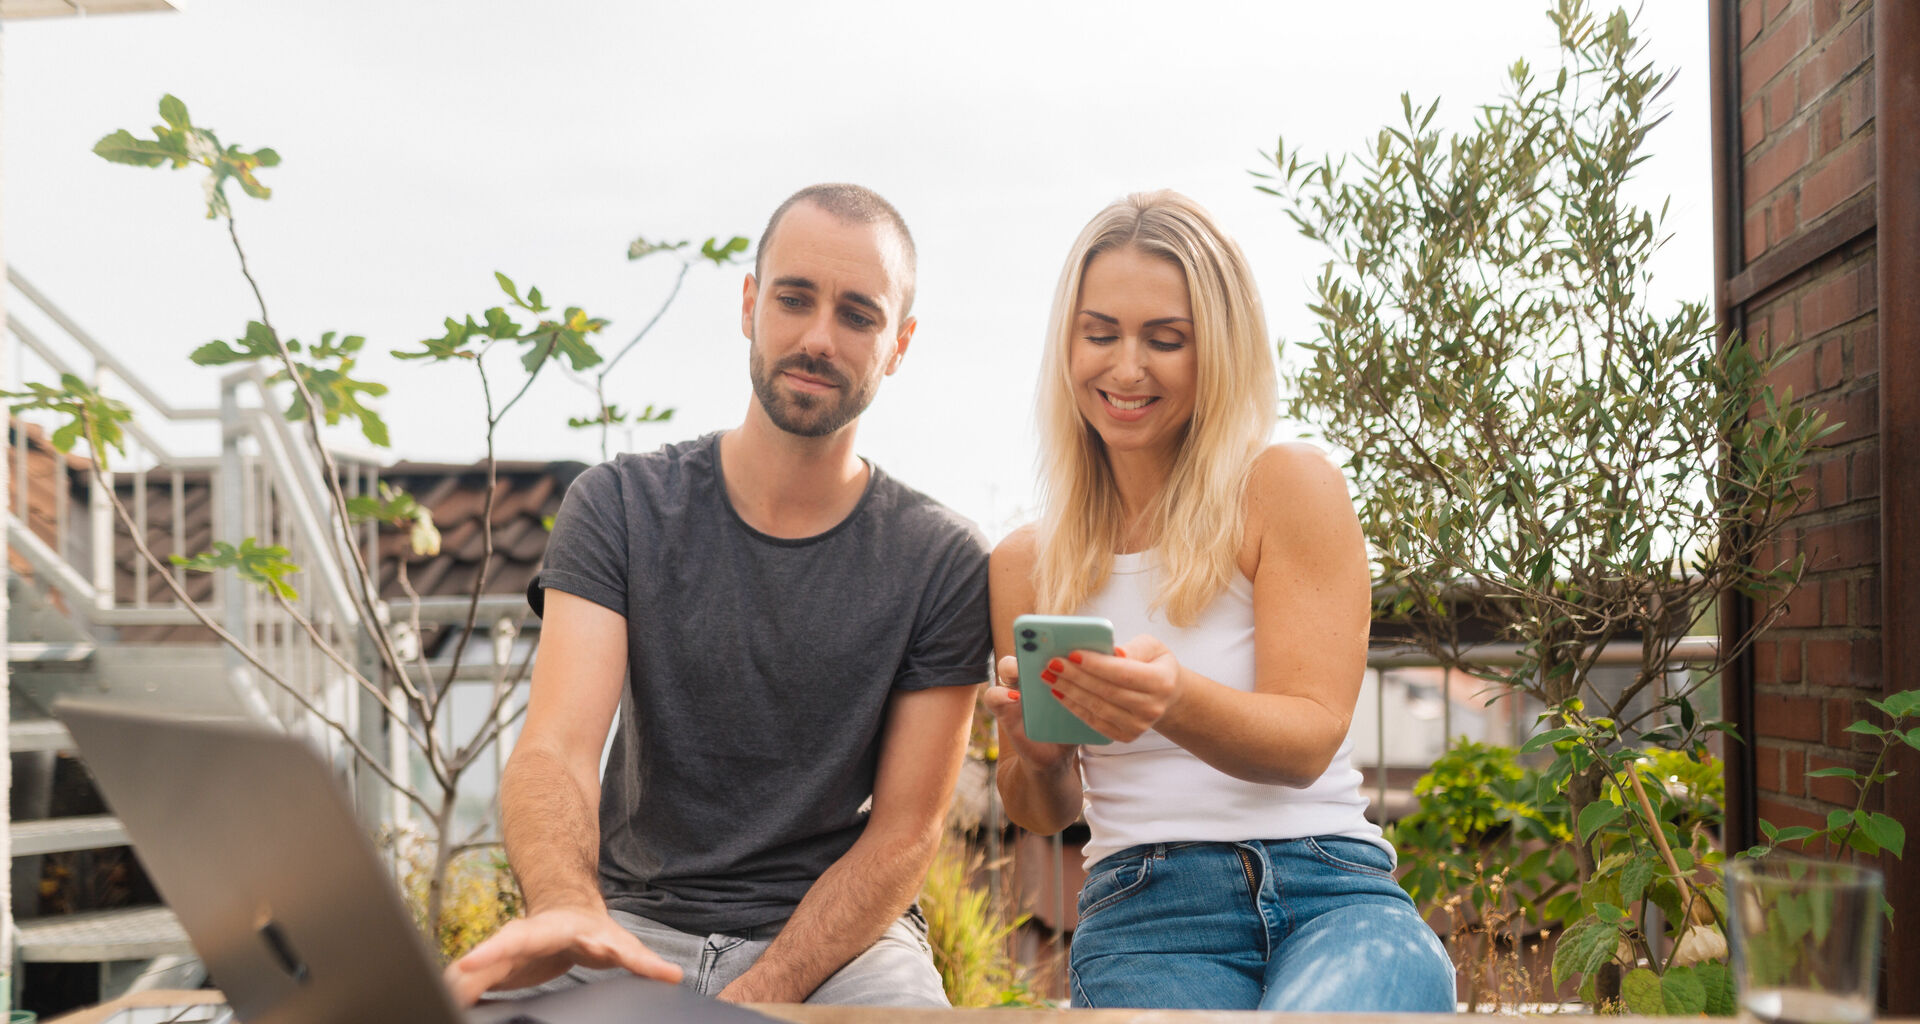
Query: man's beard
xmin=749 ymin=345 xmax=878 ymax=438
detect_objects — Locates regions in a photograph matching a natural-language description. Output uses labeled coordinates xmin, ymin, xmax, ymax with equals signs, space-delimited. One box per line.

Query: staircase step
xmin=11 ymin=814 xmax=129 ymax=857
xmin=8 ymin=717 xmax=75 ymax=753
xmin=7 ymin=641 xmax=97 ymax=664
xmin=16 ymin=905 xmax=194 ymax=963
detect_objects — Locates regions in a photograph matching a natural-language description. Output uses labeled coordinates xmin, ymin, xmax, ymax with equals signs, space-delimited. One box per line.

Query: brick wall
xmin=1732 ymin=0 xmax=1891 ymax=884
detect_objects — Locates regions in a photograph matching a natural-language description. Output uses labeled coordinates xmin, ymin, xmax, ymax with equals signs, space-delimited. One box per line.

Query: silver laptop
xmin=56 ymin=700 xmax=777 ymax=1024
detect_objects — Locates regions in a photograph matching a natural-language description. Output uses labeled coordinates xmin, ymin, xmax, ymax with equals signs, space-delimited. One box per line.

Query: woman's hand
xmin=1046 ymin=634 xmax=1182 ymax=742
xmin=983 ymin=655 xmax=1077 ymax=771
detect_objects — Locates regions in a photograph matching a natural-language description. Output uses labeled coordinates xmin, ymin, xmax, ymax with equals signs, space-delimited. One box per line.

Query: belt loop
xmin=1152 ymin=842 xmax=1169 ymax=860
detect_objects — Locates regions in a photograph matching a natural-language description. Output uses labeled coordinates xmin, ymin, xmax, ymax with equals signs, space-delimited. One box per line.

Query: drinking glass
xmin=1727 ymin=858 xmax=1883 ymax=1024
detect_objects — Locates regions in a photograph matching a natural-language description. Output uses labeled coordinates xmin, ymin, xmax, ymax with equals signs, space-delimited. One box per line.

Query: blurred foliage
xmin=390 ymin=834 xmax=524 ymax=964
xmin=920 ymin=836 xmax=1047 ymax=1008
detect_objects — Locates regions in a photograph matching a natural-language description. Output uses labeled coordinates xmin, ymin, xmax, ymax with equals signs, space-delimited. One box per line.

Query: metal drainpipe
xmin=1708 ymin=0 xmax=1760 ymax=854
xmin=0 ymin=16 xmax=14 ymax=1003
xmin=1875 ymin=2 xmax=1919 ymax=1010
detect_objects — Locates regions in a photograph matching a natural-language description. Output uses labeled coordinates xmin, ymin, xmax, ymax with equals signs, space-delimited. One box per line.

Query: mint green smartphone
xmin=1013 ymin=614 xmax=1114 ymax=745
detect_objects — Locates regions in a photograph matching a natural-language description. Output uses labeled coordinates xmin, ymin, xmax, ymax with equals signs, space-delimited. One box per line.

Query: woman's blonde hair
xmin=1033 ymin=190 xmax=1277 ymax=627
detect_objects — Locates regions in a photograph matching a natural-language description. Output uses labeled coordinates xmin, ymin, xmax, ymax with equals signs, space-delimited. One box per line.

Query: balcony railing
xmin=6 ymin=267 xmax=383 ymax=749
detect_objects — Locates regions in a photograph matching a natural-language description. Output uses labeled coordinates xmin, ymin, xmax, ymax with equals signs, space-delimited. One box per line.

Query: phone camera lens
xmin=1020 ymin=628 xmax=1036 ymax=639
xmin=1021 ymin=642 xmax=1038 ymax=652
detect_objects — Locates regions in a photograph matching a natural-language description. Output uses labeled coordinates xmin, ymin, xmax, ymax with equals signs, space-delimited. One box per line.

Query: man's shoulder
xmin=573 ymin=432 xmax=720 ymax=500
xmin=614 ymin=431 xmax=720 ymax=477
xmin=864 ymin=465 xmax=989 ymax=556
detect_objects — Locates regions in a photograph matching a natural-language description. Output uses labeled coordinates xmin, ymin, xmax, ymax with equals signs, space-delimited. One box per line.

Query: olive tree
xmin=1259 ymin=1 xmax=1829 ymax=1008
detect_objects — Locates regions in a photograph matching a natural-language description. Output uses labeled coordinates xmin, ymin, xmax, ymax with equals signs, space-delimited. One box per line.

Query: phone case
xmin=1013 ymin=614 xmax=1114 ymax=745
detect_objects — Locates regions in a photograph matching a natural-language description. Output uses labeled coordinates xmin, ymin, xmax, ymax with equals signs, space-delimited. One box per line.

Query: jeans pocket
xmin=1077 ymin=851 xmax=1153 ymax=921
xmin=1302 ymin=837 xmax=1395 ymax=880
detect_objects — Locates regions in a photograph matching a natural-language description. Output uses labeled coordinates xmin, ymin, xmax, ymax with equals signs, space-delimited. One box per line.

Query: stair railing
xmin=6 ymin=269 xmax=383 ymax=753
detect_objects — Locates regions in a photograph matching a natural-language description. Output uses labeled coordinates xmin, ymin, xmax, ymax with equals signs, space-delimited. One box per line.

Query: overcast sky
xmin=3 ymin=0 xmax=1713 ymax=539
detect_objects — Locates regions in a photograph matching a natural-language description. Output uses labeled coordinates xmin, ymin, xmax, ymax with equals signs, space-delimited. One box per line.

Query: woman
xmin=984 ymin=191 xmax=1455 ymax=1012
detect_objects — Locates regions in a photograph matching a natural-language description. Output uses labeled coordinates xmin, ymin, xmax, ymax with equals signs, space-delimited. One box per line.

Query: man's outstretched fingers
xmin=591 ymin=928 xmax=683 ymax=983
xmin=442 ymin=908 xmax=681 ymax=1007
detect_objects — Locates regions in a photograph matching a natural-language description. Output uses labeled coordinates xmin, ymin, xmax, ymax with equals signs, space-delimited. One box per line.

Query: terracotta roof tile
xmin=374 ymin=458 xmax=586 ymax=604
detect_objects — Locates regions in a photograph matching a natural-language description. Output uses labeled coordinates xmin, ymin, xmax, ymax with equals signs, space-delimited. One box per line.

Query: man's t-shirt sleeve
xmin=528 ymin=462 xmax=629 ymax=619
xmin=893 ymin=523 xmax=993 ymax=691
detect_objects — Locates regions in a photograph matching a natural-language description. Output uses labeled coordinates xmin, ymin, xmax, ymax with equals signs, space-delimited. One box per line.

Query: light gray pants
xmin=554 ymin=906 xmax=949 ymax=1007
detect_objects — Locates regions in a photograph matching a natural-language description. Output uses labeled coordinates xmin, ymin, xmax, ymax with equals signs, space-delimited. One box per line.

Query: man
xmin=446 ymin=184 xmax=989 ymax=1007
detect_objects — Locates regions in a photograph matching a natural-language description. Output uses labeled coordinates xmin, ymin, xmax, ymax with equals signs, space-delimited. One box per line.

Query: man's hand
xmin=442 ymin=905 xmax=682 ymax=1007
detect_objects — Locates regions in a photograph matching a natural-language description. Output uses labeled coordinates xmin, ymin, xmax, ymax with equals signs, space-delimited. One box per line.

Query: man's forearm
xmin=723 ymin=823 xmax=941 ymax=1002
xmin=501 ymin=746 xmax=605 ymax=913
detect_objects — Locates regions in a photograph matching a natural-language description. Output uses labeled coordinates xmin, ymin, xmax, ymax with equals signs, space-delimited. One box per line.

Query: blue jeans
xmin=1069 ymin=838 xmax=1456 ymax=1012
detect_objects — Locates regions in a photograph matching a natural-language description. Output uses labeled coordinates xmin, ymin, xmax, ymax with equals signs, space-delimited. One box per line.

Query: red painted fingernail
xmin=1048 ymin=657 xmax=1066 ymax=673
xmin=1009 ymin=691 xmax=1021 ymax=702
xmin=1068 ymin=651 xmax=1084 ymax=664
xmin=1040 ymin=670 xmax=1057 ymax=684
xmin=1050 ymin=688 xmax=1065 ymax=699
xmin=1114 ymin=646 xmax=1128 ymax=658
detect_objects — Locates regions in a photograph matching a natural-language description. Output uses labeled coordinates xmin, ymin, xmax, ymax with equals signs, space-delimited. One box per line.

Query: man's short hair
xmin=756 ymin=184 xmax=918 ymax=316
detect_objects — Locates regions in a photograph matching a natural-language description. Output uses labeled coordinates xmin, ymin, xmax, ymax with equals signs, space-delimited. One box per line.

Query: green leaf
xmin=519 ymin=309 xmax=607 ymax=374
xmin=92 ymin=129 xmax=172 ymax=168
xmin=397 ymin=316 xmax=481 ymax=361
xmin=481 ymin=306 xmax=521 ymax=339
xmin=170 ymin=538 xmax=300 ymax=600
xmin=1551 ymin=915 xmax=1619 ymax=986
xmin=358 ymin=408 xmax=390 ymax=448
xmin=191 ymin=321 xmax=281 ymax=366
xmin=494 ymin=272 xmax=523 ymax=305
xmin=1620 ymin=855 xmax=1655 ymax=906
xmin=1863 ymin=812 xmax=1905 ymax=857
xmin=1578 ymin=800 xmax=1625 ymax=845
xmin=158 ymin=94 xmax=191 ymax=130
xmin=347 ymin=486 xmax=422 ymax=529
xmin=1523 ymin=727 xmax=1580 ymax=752
xmin=699 ymin=235 xmax=750 ymax=266
xmin=50 ymin=419 xmax=81 ymax=454
xmin=627 ymin=235 xmax=689 ymax=261
xmin=2 ymin=374 xmax=134 ymax=469
xmin=1661 ymin=964 xmax=1708 ymax=1015
xmin=280 ymin=361 xmax=390 ymax=448
xmin=1806 ymin=766 xmax=1862 ymax=780
xmin=1620 ymin=967 xmax=1663 ymax=1015
xmin=1697 ymin=960 xmax=1736 ymax=1016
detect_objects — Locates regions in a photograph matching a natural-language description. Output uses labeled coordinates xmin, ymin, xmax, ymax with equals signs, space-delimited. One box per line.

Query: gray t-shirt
xmin=530 ymin=431 xmax=992 ymax=933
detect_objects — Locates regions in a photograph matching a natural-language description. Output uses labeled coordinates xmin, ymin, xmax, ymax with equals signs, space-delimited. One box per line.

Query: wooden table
xmin=44 ymin=990 xmax=1920 ymax=1024
xmin=45 ymin=990 xmax=1435 ymax=1023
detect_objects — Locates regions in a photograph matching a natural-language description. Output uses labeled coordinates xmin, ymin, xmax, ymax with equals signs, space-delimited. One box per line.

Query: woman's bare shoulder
xmin=992 ymin=522 xmax=1041 ymax=574
xmin=1247 ymin=441 xmax=1348 ymax=512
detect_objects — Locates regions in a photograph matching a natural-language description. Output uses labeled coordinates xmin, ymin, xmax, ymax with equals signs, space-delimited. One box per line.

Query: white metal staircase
xmin=5 ymin=268 xmax=386 ymax=1006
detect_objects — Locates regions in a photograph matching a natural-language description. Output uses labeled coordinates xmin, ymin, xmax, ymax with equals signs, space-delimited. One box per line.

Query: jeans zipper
xmin=1235 ymin=845 xmax=1270 ymax=957
xmin=1234 ymin=846 xmax=1259 ymax=895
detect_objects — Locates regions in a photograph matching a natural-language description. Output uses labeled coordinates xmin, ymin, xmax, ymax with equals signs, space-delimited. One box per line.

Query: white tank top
xmin=1074 ymin=551 xmax=1390 ymax=867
